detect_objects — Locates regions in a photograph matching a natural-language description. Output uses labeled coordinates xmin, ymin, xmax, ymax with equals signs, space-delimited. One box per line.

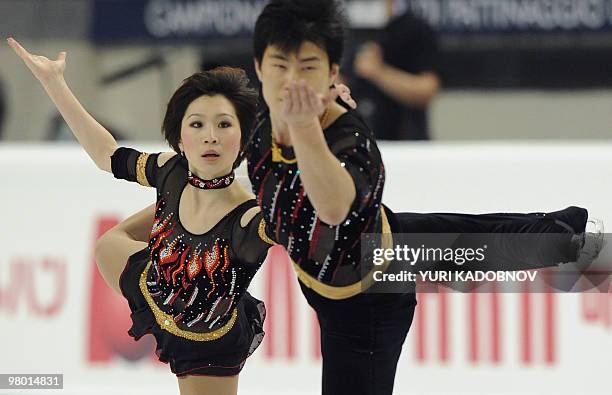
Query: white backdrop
xmin=0 ymin=142 xmax=610 ymax=395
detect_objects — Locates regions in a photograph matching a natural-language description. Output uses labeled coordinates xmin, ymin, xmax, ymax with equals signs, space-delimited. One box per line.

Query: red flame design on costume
xmin=158 ymin=238 xmax=181 ymax=266
xmin=186 ymin=252 xmax=203 ymax=281
xmin=151 ymin=223 xmax=176 ymax=251
xmin=150 ymin=207 xmax=171 ymax=239
xmin=171 ymin=247 xmax=190 ymax=286
xmin=158 ymin=238 xmax=181 ymax=282
xmin=204 ymin=240 xmax=221 ymax=298
xmin=221 ymin=245 xmax=230 ymax=274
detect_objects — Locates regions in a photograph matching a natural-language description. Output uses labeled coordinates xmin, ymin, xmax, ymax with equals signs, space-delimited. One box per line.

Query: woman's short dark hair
xmin=162 ymin=67 xmax=258 ymax=161
xmin=253 ymin=0 xmax=346 ymax=67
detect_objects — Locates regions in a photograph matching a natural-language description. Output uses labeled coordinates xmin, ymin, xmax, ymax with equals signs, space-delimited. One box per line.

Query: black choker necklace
xmin=187 ymin=170 xmax=235 ymax=190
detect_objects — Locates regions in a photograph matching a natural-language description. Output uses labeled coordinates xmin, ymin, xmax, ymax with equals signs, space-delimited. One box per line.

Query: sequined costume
xmin=248 ymin=109 xmax=390 ymax=291
xmin=248 ymin=108 xmax=589 ymax=292
xmin=246 ymin=108 xmax=416 ymax=395
xmin=246 ymin=105 xmax=591 ymax=395
xmin=112 ymin=147 xmax=273 ymax=376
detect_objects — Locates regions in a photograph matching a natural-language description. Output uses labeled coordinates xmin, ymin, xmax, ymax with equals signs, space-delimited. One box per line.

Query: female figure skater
xmin=8 ymin=38 xmax=274 ymax=395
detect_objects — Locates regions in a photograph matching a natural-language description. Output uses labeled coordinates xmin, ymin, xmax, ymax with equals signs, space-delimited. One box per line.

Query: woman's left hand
xmin=334 ymin=83 xmax=357 ymax=109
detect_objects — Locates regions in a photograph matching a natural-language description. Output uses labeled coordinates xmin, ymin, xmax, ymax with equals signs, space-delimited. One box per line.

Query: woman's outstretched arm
xmin=7 ymin=37 xmax=118 ymax=172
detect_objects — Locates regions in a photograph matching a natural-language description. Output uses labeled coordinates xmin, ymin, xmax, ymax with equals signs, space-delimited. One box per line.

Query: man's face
xmin=255 ymin=41 xmax=339 ymax=118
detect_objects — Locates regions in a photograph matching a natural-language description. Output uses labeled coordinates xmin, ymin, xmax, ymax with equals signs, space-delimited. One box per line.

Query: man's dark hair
xmin=253 ymin=0 xmax=346 ymax=67
xmin=162 ymin=67 xmax=258 ymax=165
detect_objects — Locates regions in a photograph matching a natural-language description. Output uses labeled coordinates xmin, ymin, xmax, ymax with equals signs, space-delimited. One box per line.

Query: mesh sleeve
xmin=330 ymin=129 xmax=384 ymax=215
xmin=231 ymin=209 xmax=275 ymax=267
xmin=110 ymin=147 xmax=160 ymax=188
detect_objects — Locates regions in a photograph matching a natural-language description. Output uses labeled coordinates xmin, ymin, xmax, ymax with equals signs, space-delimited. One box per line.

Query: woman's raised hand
xmin=6 ymin=37 xmax=118 ymax=173
xmin=7 ymin=37 xmax=66 ymax=84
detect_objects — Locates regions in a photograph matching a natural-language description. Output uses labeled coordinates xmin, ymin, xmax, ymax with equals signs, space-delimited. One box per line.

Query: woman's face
xmin=178 ymin=94 xmax=241 ymax=179
xmin=255 ymin=40 xmax=339 ymax=119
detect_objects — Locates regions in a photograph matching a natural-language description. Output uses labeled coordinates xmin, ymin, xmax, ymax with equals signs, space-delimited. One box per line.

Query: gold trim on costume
xmin=139 ymin=261 xmax=237 ymax=341
xmin=291 ymin=207 xmax=393 ymax=300
xmin=258 ymin=219 xmax=276 ymax=245
xmin=271 ymin=108 xmax=330 ymax=164
xmin=271 ymin=140 xmax=298 ymax=164
xmin=136 ymin=153 xmax=152 ymax=187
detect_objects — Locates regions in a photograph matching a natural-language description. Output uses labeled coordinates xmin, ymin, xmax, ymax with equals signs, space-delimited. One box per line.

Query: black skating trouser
xmin=308 ymin=206 xmax=587 ymax=395
xmin=395 ymin=205 xmax=588 ymax=271
xmin=303 ymin=206 xmax=417 ymax=395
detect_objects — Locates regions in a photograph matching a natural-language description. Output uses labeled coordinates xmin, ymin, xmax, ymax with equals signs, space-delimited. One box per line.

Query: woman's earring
xmin=180 ymin=151 xmax=185 ymax=157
